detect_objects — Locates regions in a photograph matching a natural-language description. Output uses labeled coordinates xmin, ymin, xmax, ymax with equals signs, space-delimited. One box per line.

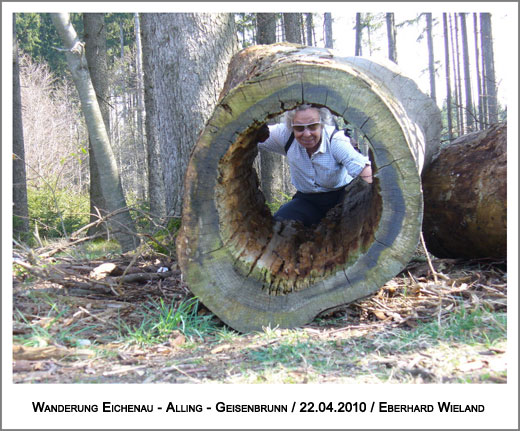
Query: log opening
xmin=177 ymin=44 xmax=442 ymax=332
xmin=215 ymin=113 xmax=383 ymax=295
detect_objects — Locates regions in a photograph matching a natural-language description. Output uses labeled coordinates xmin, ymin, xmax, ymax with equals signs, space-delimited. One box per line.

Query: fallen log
xmin=422 ymin=122 xmax=507 ymax=259
xmin=177 ymin=44 xmax=442 ymax=332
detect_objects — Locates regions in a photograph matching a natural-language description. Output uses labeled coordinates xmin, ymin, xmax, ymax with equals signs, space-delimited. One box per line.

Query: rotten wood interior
xmin=215 ymin=117 xmax=382 ymax=296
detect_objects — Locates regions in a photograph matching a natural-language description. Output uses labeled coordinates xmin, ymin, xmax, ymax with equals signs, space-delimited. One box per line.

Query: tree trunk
xmin=355 ymin=13 xmax=363 ymax=55
xmin=177 ymin=44 xmax=442 ymax=332
xmin=13 ymin=15 xmax=29 ymax=237
xmin=426 ymin=13 xmax=436 ymax=103
xmin=473 ymin=13 xmax=484 ymax=130
xmin=386 ymin=13 xmax=397 ymax=64
xmin=83 ymin=13 xmax=110 ymax=236
xmin=134 ymin=13 xmax=147 ymax=202
xmin=450 ymin=14 xmax=462 ymax=136
xmin=460 ymin=13 xmax=475 ymax=132
xmin=256 ymin=12 xmax=286 ymax=204
xmin=422 ymin=122 xmax=506 ymax=259
xmin=283 ymin=13 xmax=302 ymax=44
xmin=443 ymin=14 xmax=454 ymax=142
xmin=139 ymin=15 xmax=166 ymax=223
xmin=51 ymin=13 xmax=139 ymax=252
xmin=305 ymin=13 xmax=314 ymax=46
xmin=324 ymin=13 xmax=333 ymax=48
xmin=480 ymin=13 xmax=498 ymax=124
xmin=256 ymin=13 xmax=277 ymax=45
xmin=139 ymin=13 xmax=237 ymax=218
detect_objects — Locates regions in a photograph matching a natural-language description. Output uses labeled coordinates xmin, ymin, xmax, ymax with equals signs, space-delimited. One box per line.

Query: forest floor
xmin=11 ymin=244 xmax=508 ymax=385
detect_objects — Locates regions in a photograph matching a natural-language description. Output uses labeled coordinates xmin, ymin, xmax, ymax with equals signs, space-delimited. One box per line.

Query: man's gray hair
xmin=283 ymin=104 xmax=333 ymax=128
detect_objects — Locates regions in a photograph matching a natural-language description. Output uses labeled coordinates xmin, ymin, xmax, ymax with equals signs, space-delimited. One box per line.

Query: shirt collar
xmin=314 ymin=128 xmax=331 ymax=154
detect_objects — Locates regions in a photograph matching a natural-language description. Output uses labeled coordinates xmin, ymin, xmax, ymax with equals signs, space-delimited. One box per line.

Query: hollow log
xmin=422 ymin=122 xmax=507 ymax=259
xmin=177 ymin=44 xmax=442 ymax=332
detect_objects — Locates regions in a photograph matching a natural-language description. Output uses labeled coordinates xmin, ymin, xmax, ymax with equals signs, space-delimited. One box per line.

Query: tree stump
xmin=177 ymin=44 xmax=442 ymax=332
xmin=422 ymin=122 xmax=507 ymax=259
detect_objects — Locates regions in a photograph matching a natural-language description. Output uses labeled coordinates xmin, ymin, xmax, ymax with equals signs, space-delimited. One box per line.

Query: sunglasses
xmin=292 ymin=122 xmax=322 ymax=133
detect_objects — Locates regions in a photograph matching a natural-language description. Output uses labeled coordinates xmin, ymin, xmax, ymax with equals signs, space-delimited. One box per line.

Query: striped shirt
xmin=258 ymin=124 xmax=370 ymax=193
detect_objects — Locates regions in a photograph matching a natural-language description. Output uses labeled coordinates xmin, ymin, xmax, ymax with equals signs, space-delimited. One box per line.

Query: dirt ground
xmin=12 ymin=252 xmax=507 ymax=384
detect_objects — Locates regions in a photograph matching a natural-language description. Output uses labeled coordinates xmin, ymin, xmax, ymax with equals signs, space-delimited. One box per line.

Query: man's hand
xmin=256 ymin=124 xmax=270 ymax=143
xmin=359 ymin=165 xmax=373 ymax=183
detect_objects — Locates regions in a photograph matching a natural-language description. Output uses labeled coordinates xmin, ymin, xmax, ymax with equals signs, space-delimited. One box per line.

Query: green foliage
xmin=15 ymin=13 xmax=84 ymax=78
xmin=119 ymin=298 xmax=217 ymax=346
xmin=104 ymin=13 xmax=135 ymax=62
xmin=235 ymin=13 xmax=257 ymax=48
xmin=266 ymin=191 xmax=292 ymax=214
xmin=27 ymin=185 xmax=89 ymax=240
xmin=145 ymin=216 xmax=182 ymax=256
xmin=15 ymin=12 xmax=135 ymax=78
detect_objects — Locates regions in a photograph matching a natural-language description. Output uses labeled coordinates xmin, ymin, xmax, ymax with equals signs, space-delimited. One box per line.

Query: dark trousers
xmin=274 ymin=188 xmax=345 ymax=227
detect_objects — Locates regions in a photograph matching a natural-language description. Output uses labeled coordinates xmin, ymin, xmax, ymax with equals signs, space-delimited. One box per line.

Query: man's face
xmin=292 ymin=108 xmax=323 ymax=152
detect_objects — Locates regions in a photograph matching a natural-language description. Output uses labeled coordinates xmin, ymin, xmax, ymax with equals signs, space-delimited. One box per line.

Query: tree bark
xmin=473 ymin=13 xmax=484 ymax=130
xmin=460 ymin=13 xmax=475 ymax=132
xmin=256 ymin=13 xmax=276 ymax=45
xmin=139 ymin=13 xmax=237 ymax=217
xmin=355 ymin=13 xmax=363 ymax=55
xmin=422 ymin=122 xmax=506 ymax=259
xmin=480 ymin=13 xmax=498 ymax=124
xmin=13 ymin=15 xmax=29 ymax=237
xmin=443 ymin=14 xmax=454 ymax=142
xmin=177 ymin=44 xmax=442 ymax=332
xmin=305 ymin=13 xmax=314 ymax=46
xmin=386 ymin=13 xmax=397 ymax=64
xmin=134 ymin=13 xmax=147 ymax=202
xmin=324 ymin=13 xmax=333 ymax=48
xmin=256 ymin=13 xmax=286 ymax=204
xmin=139 ymin=15 xmax=166 ymax=222
xmin=426 ymin=13 xmax=436 ymax=103
xmin=83 ymin=13 xmax=109 ymax=236
xmin=283 ymin=13 xmax=302 ymax=44
xmin=51 ymin=13 xmax=139 ymax=252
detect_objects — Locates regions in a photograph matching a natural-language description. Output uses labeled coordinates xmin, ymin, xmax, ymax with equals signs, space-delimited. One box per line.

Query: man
xmin=257 ymin=104 xmax=372 ymax=227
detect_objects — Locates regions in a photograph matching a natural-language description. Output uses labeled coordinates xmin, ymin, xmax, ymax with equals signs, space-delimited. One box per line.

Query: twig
xmin=419 ymin=232 xmax=450 ymax=282
xmin=116 ymin=249 xmax=143 ymax=291
xmin=77 ymin=306 xmax=121 ymax=330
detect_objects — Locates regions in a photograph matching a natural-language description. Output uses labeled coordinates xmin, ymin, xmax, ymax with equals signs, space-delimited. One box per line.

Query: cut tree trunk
xmin=177 ymin=44 xmax=442 ymax=332
xmin=422 ymin=122 xmax=506 ymax=259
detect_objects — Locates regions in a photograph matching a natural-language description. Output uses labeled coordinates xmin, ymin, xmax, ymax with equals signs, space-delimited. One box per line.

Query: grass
xmin=14 ymin=305 xmax=101 ymax=348
xmin=118 ymin=297 xmax=218 ymax=346
xmin=60 ymin=238 xmax=121 ymax=260
xmin=385 ymin=307 xmax=507 ymax=352
xmin=265 ymin=191 xmax=292 ymax=214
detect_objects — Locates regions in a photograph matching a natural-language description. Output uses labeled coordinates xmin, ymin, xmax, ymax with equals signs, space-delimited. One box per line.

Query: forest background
xmin=7 ymin=3 xmax=514 ymax=250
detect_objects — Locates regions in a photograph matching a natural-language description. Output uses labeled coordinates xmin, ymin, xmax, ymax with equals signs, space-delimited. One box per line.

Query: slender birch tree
xmin=51 ymin=13 xmax=139 ymax=252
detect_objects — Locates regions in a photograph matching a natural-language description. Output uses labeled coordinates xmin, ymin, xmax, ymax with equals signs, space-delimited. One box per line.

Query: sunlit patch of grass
xmin=212 ymin=326 xmax=242 ymax=343
xmin=265 ymin=191 xmax=292 ymax=214
xmin=64 ymin=239 xmax=121 ymax=260
xmin=118 ymin=297 xmax=218 ymax=346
